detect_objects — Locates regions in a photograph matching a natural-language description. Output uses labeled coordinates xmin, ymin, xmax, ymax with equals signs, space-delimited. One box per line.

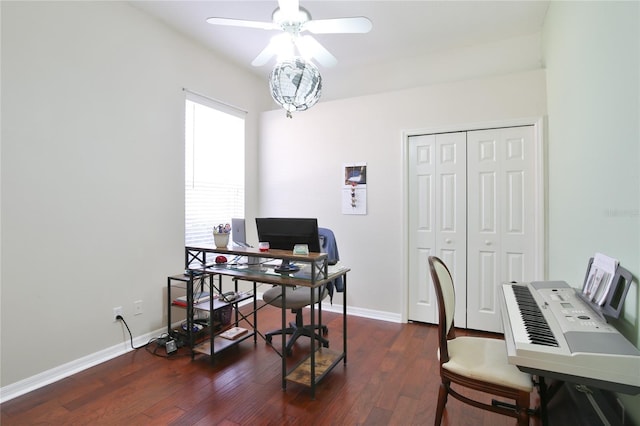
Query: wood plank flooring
xmin=2 ymin=303 xmax=565 ymax=425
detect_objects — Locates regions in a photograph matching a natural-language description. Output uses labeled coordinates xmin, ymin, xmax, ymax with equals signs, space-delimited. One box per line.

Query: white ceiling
xmin=131 ymin=1 xmax=550 ymax=98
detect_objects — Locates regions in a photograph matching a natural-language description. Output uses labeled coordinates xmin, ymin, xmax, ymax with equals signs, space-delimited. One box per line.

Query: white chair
xmin=428 ymin=256 xmax=535 ymax=426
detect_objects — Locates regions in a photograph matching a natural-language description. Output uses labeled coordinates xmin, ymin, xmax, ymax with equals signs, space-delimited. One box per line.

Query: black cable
xmin=145 ymin=336 xmax=190 ymax=359
xmin=116 ymin=315 xmax=147 ymax=350
xmin=116 ymin=315 xmax=190 ymax=358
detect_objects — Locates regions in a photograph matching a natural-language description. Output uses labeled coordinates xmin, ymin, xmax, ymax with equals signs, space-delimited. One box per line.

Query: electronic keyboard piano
xmin=500 ymin=281 xmax=640 ymax=395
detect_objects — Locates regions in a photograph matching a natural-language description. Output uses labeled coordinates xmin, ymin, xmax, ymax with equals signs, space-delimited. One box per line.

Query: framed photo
xmin=342 ymin=162 xmax=367 ymax=215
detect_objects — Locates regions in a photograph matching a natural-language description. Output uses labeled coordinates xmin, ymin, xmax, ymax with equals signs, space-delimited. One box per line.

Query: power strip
xmin=166 ymin=339 xmax=177 ymax=354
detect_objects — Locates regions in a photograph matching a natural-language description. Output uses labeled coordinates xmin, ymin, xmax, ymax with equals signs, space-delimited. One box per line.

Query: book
xmin=172 ymin=291 xmax=210 ymax=307
xmin=219 ymin=327 xmax=248 ymax=340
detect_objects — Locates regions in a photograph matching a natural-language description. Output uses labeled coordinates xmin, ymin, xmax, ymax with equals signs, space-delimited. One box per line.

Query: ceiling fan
xmin=206 ymin=0 xmax=373 ymax=67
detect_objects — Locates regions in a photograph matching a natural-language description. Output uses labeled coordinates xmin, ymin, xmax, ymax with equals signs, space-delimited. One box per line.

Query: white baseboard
xmin=320 ymin=301 xmax=402 ymax=323
xmin=0 ymin=327 xmax=163 ymax=404
xmin=0 ymin=298 xmax=399 ymax=403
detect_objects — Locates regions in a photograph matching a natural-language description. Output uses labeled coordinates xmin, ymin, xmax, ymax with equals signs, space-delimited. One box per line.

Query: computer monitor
xmin=255 ymin=217 xmax=321 ymax=273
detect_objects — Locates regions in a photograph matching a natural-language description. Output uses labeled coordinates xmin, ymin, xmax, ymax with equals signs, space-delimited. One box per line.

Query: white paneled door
xmin=466 ymin=127 xmax=537 ymax=332
xmin=408 ymin=132 xmax=467 ymax=327
xmin=407 ymin=125 xmax=539 ymax=333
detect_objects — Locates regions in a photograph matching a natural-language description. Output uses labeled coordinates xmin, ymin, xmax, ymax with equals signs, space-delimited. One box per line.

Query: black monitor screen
xmin=255 ymin=217 xmax=321 ymax=253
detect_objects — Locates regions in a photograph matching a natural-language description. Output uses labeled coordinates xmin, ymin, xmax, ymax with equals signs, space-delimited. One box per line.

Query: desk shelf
xmin=286 ymin=348 xmax=345 ymax=387
xmin=167 ymin=272 xmax=257 ymax=362
xmin=192 ymin=293 xmax=252 ymax=312
xmin=193 ymin=331 xmax=256 ymax=356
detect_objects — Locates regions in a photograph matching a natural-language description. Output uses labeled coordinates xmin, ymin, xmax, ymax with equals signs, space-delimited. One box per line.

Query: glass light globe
xmin=269 ymin=57 xmax=322 ymax=118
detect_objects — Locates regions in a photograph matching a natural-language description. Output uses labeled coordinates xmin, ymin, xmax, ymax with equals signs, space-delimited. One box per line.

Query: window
xmin=185 ymin=92 xmax=245 ymax=246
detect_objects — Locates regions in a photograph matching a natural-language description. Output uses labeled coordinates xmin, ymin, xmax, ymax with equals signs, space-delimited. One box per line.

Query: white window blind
xmin=185 ymin=91 xmax=245 ymax=246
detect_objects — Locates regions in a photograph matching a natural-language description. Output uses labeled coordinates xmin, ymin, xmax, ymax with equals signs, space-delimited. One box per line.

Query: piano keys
xmin=510 ymin=285 xmax=559 ymax=347
xmin=500 ymin=281 xmax=640 ymax=395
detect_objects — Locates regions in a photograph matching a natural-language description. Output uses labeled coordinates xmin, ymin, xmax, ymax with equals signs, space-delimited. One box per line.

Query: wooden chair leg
xmin=435 ymin=381 xmax=448 ymax=426
xmin=516 ymin=391 xmax=530 ymax=426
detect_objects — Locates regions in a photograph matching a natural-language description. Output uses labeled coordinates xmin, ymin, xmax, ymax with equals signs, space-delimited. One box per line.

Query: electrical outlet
xmin=134 ymin=300 xmax=143 ymax=316
xmin=113 ymin=306 xmax=123 ymax=322
xmin=166 ymin=339 xmax=177 ymax=354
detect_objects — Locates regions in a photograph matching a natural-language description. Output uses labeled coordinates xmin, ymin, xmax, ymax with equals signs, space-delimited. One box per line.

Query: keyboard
xmin=500 ymin=281 xmax=640 ymax=394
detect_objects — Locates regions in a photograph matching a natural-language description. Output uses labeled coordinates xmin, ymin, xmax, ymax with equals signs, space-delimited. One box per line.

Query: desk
xmin=184 ymin=244 xmax=350 ymax=398
xmin=167 ymin=272 xmax=257 ymax=358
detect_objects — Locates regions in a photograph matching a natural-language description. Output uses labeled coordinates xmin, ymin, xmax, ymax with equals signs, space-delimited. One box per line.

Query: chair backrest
xmin=318 ymin=227 xmax=343 ymax=296
xmin=318 ymin=227 xmax=339 ymax=262
xmin=428 ymin=256 xmax=456 ymax=364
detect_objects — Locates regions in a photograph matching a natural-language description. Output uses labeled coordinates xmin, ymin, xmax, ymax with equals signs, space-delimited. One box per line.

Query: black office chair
xmin=262 ymin=227 xmax=340 ymax=355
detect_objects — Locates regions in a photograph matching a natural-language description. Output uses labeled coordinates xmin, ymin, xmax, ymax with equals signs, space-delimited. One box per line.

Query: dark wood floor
xmin=2 ymin=303 xmax=564 ymax=425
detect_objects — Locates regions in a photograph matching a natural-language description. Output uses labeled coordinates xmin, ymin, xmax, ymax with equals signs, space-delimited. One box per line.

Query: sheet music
xmin=583 ymin=252 xmax=618 ymax=305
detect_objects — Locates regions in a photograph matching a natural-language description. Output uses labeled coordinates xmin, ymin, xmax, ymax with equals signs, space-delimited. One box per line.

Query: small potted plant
xmin=213 ymin=223 xmax=231 ymax=248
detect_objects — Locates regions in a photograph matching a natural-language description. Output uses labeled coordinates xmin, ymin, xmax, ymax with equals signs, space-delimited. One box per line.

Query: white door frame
xmin=401 ymin=117 xmax=546 ymax=323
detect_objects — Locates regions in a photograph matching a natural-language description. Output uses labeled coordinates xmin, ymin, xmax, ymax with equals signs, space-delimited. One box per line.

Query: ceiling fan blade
xmin=252 ymin=33 xmax=294 ymax=66
xmin=206 ymin=17 xmax=279 ymax=31
xmin=304 ymin=17 xmax=373 ymax=34
xmin=297 ymin=35 xmax=337 ymax=67
xmin=252 ymin=43 xmax=278 ymax=67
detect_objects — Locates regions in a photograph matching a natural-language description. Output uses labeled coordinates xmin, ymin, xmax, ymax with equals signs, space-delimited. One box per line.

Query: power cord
xmin=115 ymin=315 xmax=147 ymax=350
xmin=116 ymin=315 xmax=189 ymax=358
xmin=146 ymin=334 xmax=189 ymax=359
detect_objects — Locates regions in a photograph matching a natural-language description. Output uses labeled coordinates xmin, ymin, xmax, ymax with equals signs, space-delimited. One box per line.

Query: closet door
xmin=408 ymin=133 xmax=466 ymax=326
xmin=466 ymin=126 xmax=537 ymax=332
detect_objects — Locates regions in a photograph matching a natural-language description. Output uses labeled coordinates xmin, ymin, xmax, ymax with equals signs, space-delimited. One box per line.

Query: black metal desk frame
xmin=167 ymin=271 xmax=258 ymax=361
xmin=184 ymin=244 xmax=349 ymax=399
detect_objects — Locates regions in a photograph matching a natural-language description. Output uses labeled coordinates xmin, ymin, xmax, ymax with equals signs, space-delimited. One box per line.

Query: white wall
xmin=323 ymin=32 xmax=543 ymax=101
xmin=543 ymin=1 xmax=640 ymax=421
xmin=259 ymin=69 xmax=546 ymax=318
xmin=0 ymin=1 xmax=270 ymax=391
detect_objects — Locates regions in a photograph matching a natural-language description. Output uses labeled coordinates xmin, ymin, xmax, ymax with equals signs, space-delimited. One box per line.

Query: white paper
xmin=583 ymin=252 xmax=619 ymax=305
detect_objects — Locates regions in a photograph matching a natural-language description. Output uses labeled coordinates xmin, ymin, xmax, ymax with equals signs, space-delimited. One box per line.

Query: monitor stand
xmin=274 ymin=259 xmax=300 ymax=273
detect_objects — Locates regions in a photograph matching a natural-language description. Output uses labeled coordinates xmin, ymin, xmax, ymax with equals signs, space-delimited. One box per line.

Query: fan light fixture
xmin=206 ymin=0 xmax=372 ymax=117
xmin=269 ymin=57 xmax=322 ymax=118
xmin=272 ymin=6 xmax=311 ymax=32
xmin=206 ymin=0 xmax=372 ymax=68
